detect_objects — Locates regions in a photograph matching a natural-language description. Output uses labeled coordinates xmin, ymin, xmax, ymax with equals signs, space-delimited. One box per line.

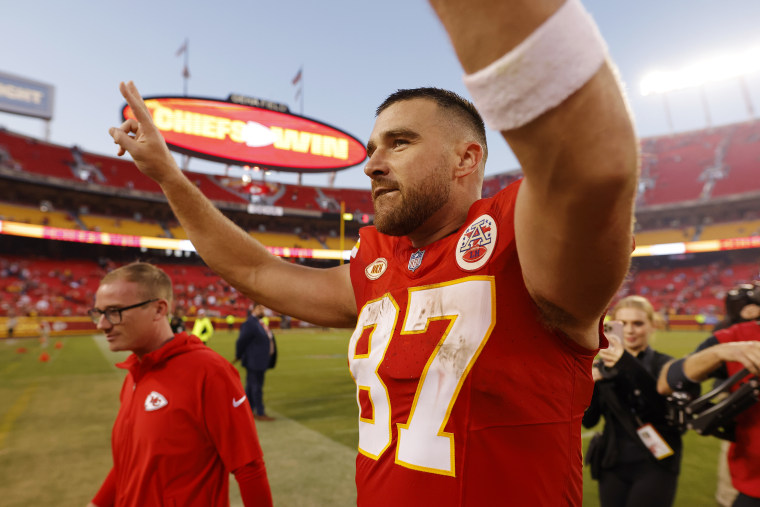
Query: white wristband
xmin=463 ymin=0 xmax=608 ymax=131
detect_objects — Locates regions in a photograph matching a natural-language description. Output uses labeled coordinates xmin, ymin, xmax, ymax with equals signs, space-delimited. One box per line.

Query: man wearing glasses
xmin=86 ymin=262 xmax=272 ymax=507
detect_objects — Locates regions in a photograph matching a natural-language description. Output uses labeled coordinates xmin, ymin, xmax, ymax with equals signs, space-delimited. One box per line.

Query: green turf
xmin=0 ymin=336 xmax=122 ymax=507
xmin=0 ymin=329 xmax=735 ymax=506
xmin=213 ymin=328 xmax=358 ymax=449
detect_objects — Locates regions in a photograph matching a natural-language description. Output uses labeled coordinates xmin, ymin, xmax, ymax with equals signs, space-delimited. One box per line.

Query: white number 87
xmin=348 ymin=276 xmax=496 ymax=476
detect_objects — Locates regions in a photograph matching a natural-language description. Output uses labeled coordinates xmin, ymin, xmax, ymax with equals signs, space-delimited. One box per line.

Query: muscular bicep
xmin=237 ymin=260 xmax=357 ymax=329
xmin=508 ymin=64 xmax=638 ymax=344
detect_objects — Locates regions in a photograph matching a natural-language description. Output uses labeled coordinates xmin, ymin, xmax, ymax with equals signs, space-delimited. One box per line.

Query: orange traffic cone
xmin=39 ymin=352 xmax=50 ymax=362
xmin=16 ymin=347 xmax=27 ymax=354
xmin=54 ymin=341 xmax=63 ymax=349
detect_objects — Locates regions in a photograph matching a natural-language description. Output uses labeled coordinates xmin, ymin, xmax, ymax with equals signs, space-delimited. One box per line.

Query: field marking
xmin=0 ymin=383 xmax=38 ymax=449
xmin=230 ymin=409 xmax=357 ymax=507
xmin=272 ymin=366 xmax=349 ymax=376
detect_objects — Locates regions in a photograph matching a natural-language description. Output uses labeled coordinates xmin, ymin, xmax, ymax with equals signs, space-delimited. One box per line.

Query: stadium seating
xmin=2 ymin=118 xmax=759 ymax=322
xmin=639 ymin=130 xmax=725 ymax=205
xmin=274 ymin=184 xmax=322 ymax=210
xmin=617 ymin=259 xmax=759 ymax=316
xmin=0 ymin=201 xmax=78 ymax=229
xmin=636 ymin=122 xmax=760 ymax=207
xmin=0 ymin=256 xmax=254 ymax=319
xmin=635 ymin=226 xmax=696 ymax=245
xmin=248 ymin=230 xmax=324 ymax=249
xmin=711 ymin=121 xmax=760 ymax=197
xmin=317 ymin=186 xmax=374 ymax=214
xmin=78 ymin=214 xmax=167 ymax=237
xmin=186 ymin=173 xmax=249 ymax=204
xmin=0 ymin=129 xmax=78 ymax=180
xmin=3 ymin=249 xmax=754 ymax=322
xmin=79 ymin=151 xmax=162 ymax=193
xmin=699 ymin=219 xmax=760 ymax=241
xmin=4 ymin=119 xmax=759 ymax=215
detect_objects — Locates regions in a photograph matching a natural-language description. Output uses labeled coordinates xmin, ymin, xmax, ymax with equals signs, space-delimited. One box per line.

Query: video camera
xmin=666 ymin=368 xmax=760 ymax=441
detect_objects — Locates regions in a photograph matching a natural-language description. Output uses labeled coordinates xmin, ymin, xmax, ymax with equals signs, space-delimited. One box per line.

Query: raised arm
xmin=109 ymin=82 xmax=356 ymax=328
xmin=431 ymin=0 xmax=638 ymax=347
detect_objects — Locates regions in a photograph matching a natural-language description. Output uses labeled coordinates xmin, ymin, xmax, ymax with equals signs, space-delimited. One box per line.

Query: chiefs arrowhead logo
xmin=144 ymin=391 xmax=168 ymax=411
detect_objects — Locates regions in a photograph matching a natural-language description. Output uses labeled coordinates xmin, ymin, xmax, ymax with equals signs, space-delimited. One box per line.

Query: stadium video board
xmin=122 ymin=96 xmax=367 ymax=172
xmin=0 ymin=71 xmax=55 ymax=120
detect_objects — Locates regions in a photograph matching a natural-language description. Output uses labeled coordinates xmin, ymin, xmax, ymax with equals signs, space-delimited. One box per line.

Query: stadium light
xmin=640 ymin=44 xmax=760 ymax=96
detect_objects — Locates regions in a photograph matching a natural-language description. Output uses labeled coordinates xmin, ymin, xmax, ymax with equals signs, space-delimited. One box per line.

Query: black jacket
xmin=583 ymin=347 xmax=697 ymax=474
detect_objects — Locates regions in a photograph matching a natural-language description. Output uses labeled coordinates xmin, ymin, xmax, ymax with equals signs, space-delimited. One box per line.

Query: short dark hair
xmin=376 ymin=87 xmax=488 ymax=161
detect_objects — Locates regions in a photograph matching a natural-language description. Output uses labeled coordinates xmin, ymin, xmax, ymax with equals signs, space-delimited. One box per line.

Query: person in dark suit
xmin=235 ymin=304 xmax=275 ymax=421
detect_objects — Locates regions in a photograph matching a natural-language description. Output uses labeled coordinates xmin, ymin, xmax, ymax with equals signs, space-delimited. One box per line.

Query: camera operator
xmin=658 ymin=282 xmax=760 ymax=507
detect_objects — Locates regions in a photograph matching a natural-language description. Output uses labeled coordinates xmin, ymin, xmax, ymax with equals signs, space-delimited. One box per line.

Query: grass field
xmin=0 ymin=328 xmax=726 ymax=506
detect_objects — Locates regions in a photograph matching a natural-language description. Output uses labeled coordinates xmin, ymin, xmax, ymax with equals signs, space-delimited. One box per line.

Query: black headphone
xmin=724 ymin=281 xmax=760 ymax=324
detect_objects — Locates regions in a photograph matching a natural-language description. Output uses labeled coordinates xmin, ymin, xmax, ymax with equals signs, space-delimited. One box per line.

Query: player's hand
xmin=715 ymin=341 xmax=760 ymax=375
xmin=599 ymin=333 xmax=624 ymax=368
xmin=591 ymin=364 xmax=603 ymax=382
xmin=108 ymin=81 xmax=180 ymax=184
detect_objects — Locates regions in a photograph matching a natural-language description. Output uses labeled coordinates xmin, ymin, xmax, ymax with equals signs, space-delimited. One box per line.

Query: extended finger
xmin=120 ymin=81 xmax=155 ymax=130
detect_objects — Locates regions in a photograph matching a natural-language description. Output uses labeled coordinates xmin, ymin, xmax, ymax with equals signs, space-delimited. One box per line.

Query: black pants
xmin=734 ymin=493 xmax=760 ymax=507
xmin=598 ymin=460 xmax=678 ymax=507
xmin=245 ymin=369 xmax=266 ymax=416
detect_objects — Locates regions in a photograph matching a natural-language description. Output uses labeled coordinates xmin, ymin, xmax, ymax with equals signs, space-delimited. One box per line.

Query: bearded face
xmin=365 ymin=98 xmax=460 ymax=238
xmin=371 ymin=157 xmax=451 ymax=237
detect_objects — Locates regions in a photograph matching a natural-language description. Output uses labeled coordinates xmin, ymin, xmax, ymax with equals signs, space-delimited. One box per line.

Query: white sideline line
xmin=231 ymin=410 xmax=357 ymax=507
xmin=91 ymin=334 xmax=129 ymax=371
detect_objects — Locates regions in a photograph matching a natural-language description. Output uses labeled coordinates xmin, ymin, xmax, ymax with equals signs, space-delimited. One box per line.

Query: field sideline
xmin=0 ymin=328 xmax=724 ymax=506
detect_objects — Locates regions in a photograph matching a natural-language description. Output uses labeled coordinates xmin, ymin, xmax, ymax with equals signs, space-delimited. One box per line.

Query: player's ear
xmin=453 ymin=141 xmax=483 ymax=178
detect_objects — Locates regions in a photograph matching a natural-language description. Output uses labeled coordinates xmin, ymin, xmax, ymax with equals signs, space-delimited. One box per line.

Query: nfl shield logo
xmin=408 ymin=249 xmax=425 ymax=272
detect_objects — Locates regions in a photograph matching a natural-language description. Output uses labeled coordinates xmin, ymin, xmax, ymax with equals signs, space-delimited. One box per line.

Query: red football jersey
xmin=714 ymin=322 xmax=760 ymax=498
xmin=349 ymin=181 xmax=601 ymax=506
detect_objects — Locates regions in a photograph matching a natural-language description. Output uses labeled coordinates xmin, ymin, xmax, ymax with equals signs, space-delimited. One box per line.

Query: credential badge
xmin=456 ymin=214 xmax=497 ymax=271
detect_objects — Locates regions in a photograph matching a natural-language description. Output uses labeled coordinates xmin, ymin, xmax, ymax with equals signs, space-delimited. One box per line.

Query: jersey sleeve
xmin=202 ymin=358 xmax=265 ymax=472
